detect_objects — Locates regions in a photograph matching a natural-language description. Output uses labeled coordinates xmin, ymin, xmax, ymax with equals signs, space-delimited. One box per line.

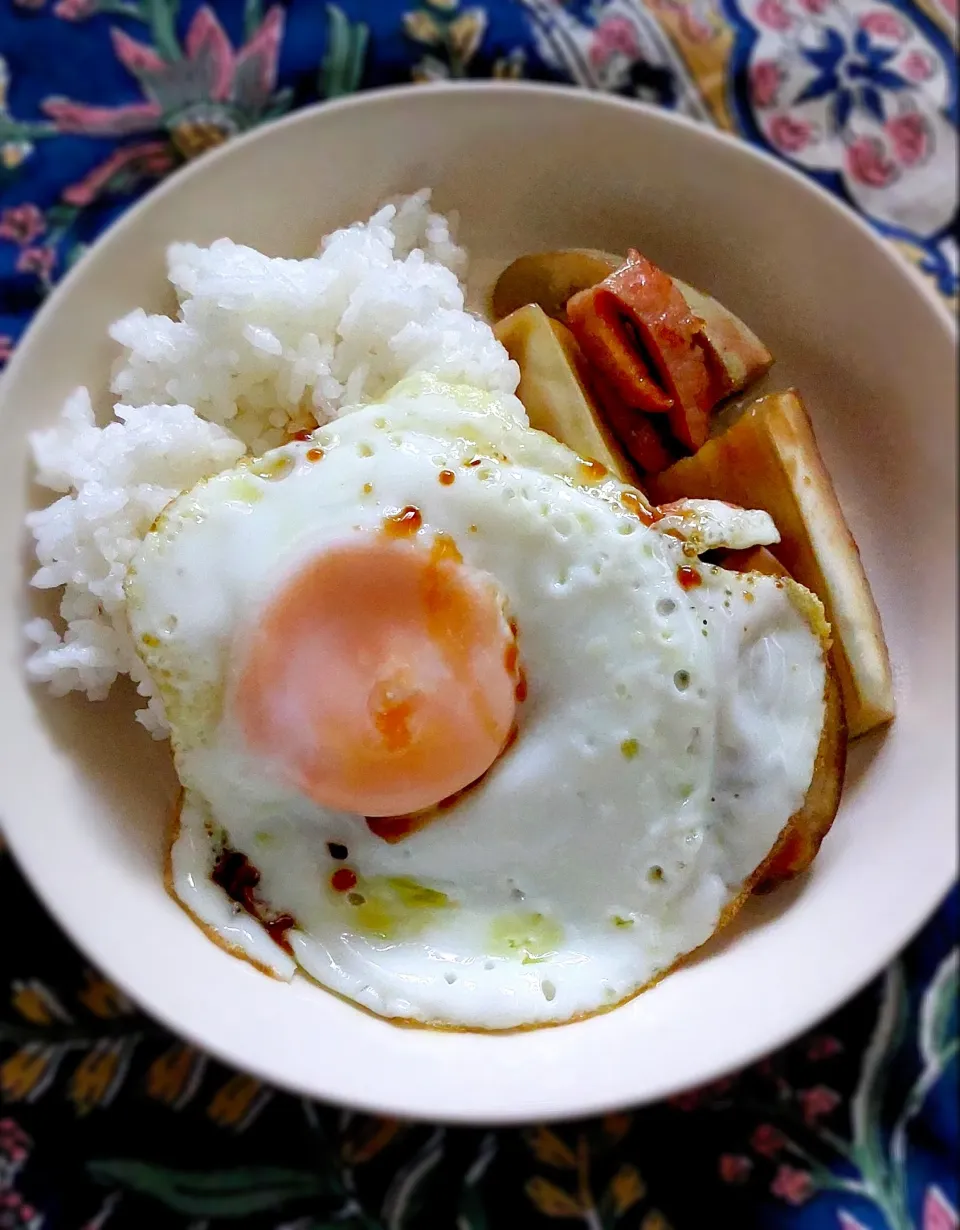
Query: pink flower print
xmin=798 ymin=1085 xmax=841 ymax=1124
xmin=771 ymin=1164 xmax=815 ymax=1205
xmin=0 ymin=1191 xmax=38 ymax=1228
xmin=887 ymin=112 xmax=930 ymax=166
xmin=42 ymin=4 xmax=285 ymax=138
xmin=845 ymin=135 xmax=899 ymax=187
xmin=807 ymin=1034 xmax=842 ymax=1060
xmin=903 ymin=50 xmax=934 ymax=81
xmin=110 ymin=26 xmax=168 ymax=77
xmin=769 ymin=114 xmax=813 ymax=153
xmin=0 ymin=1119 xmax=30 ymax=1164
xmin=0 ymin=204 xmax=45 ymax=246
xmin=750 ymin=60 xmax=782 ymax=108
xmin=859 ymin=9 xmax=907 ymax=39
xmin=42 ymin=98 xmax=163 ymax=137
xmin=669 ymin=1088 xmax=703 ymax=1110
xmin=183 ymin=6 xmax=235 ymax=100
xmin=589 ymin=16 xmax=640 ymax=68
xmin=16 ymin=246 xmax=56 ymax=280
xmin=0 ymin=337 xmax=14 ymax=365
xmin=923 ymin=1185 xmax=959 ymax=1230
xmin=230 ymin=4 xmax=285 ymax=112
xmin=719 ymin=1154 xmax=753 ymax=1183
xmin=669 ymin=1074 xmax=735 ymax=1110
xmin=756 ymin=0 xmax=792 ymax=29
xmin=53 ymin=0 xmax=96 ymax=18
xmin=838 ymin=1212 xmax=872 ymax=1230
xmin=751 ymin=1123 xmax=788 ymax=1157
xmin=798 ymin=0 xmax=831 ymax=13
xmin=63 ymin=140 xmax=174 ymax=206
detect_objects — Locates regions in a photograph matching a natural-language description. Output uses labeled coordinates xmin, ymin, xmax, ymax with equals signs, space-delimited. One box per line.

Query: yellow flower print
xmin=525 ymin=1133 xmax=606 ymax=1220
xmin=77 ymin=970 xmax=133 ymax=1019
xmin=526 ymin=1175 xmax=586 ymax=1217
xmin=405 ymin=2 xmax=488 ymax=78
xmin=169 ymin=118 xmax=234 ymax=161
xmin=207 ymin=1073 xmax=271 ymax=1132
xmin=525 ymin=1126 xmax=578 ymax=1169
xmin=602 ymin=1112 xmax=633 ymax=1144
xmin=411 ymin=61 xmax=447 ymax=83
xmin=1 ymin=1043 xmax=62 ymax=1102
xmin=0 ymin=55 xmax=44 ymax=172
xmin=69 ymin=1040 xmax=132 ymax=1115
xmin=0 ymin=143 xmax=31 ymax=171
xmin=492 ymin=49 xmax=526 ymax=78
xmin=447 ymin=8 xmax=487 ymax=62
xmin=11 ymin=980 xmax=69 ymax=1026
xmin=609 ymin=1163 xmax=647 ymax=1215
xmin=893 ymin=239 xmax=958 ymax=316
xmin=525 ymin=1131 xmax=648 ymax=1223
xmin=403 ymin=9 xmax=444 ymax=44
xmin=145 ymin=1043 xmax=207 ymax=1109
xmin=340 ymin=1115 xmax=404 ymax=1165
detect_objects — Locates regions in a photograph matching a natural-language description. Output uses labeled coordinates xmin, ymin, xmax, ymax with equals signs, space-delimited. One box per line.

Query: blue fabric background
xmin=0 ymin=2 xmax=956 ymax=1227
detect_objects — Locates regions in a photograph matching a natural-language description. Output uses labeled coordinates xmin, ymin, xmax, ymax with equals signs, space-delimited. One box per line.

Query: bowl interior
xmin=0 ymin=85 xmax=956 ymax=1124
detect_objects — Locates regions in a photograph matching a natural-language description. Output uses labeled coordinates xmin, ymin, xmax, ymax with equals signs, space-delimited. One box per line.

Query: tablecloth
xmin=0 ymin=2 xmax=956 ymax=1227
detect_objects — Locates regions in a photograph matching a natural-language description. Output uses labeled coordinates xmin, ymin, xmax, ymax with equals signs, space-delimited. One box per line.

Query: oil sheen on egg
xmin=127 ymin=377 xmax=827 ymax=1029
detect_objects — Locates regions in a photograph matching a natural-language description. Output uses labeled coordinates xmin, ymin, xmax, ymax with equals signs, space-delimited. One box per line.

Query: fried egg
xmin=127 ymin=377 xmax=828 ymax=1029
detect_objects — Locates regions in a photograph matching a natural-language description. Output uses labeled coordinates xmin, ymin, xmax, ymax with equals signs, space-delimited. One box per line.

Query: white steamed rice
xmin=24 ymin=191 xmax=519 ymax=735
xmin=110 ymin=191 xmax=510 ymax=450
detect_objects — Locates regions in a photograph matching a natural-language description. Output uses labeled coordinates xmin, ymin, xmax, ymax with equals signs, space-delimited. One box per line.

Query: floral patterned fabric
xmin=0 ymin=2 xmax=956 ymax=1227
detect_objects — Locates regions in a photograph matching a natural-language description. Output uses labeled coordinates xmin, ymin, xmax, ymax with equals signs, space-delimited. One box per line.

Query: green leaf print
xmin=244 ymin=0 xmax=264 ymax=40
xmin=144 ymin=0 xmax=184 ymax=63
xmin=320 ymin=5 xmax=370 ymax=99
xmin=849 ymin=962 xmax=909 ymax=1186
xmin=87 ymin=1161 xmax=332 ymax=1217
xmin=919 ymin=947 xmax=958 ymax=1067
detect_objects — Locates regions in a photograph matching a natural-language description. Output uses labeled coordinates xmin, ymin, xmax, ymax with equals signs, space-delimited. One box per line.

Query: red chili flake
xmin=515 ymin=670 xmax=528 ymax=703
xmin=382 ymin=506 xmax=422 ymax=537
xmin=578 ymin=457 xmax=608 ymax=482
xmin=292 ymin=429 xmax=313 ymax=442
xmin=677 ymin=565 xmax=702 ymax=590
xmin=330 ymin=867 xmax=358 ymax=893
xmin=619 ymin=489 xmax=656 ymax=526
xmin=438 ymin=469 xmax=456 ymax=486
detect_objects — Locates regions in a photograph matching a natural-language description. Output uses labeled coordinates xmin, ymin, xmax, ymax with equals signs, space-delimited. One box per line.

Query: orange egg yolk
xmin=233 ymin=534 xmax=519 ymax=818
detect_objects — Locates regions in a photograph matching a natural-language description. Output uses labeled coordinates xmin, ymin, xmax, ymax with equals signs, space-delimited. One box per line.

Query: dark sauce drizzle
xmin=211 ymin=848 xmax=297 ymax=954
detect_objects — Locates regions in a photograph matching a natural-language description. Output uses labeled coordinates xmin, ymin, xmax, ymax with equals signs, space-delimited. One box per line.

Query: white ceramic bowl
xmin=0 ymin=84 xmax=956 ymax=1124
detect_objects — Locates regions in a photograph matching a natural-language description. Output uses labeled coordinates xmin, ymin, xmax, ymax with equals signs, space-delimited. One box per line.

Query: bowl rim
xmin=3 ymin=82 xmax=955 ymax=401
xmin=1 ymin=81 xmax=956 ymax=1125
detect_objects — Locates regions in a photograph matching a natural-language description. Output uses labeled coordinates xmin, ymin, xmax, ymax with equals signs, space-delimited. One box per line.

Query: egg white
xmin=128 ymin=378 xmax=827 ymax=1029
